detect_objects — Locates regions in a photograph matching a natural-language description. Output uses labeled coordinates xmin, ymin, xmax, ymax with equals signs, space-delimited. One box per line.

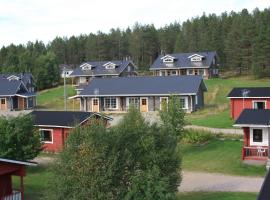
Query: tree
xmin=47 ymin=104 xmax=184 ymax=199
xmin=0 ymin=114 xmax=41 ymax=160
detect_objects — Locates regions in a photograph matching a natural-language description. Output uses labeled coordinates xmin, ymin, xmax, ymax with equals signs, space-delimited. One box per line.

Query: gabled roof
xmin=227 ymin=87 xmax=270 ymax=98
xmin=0 ymin=73 xmax=34 ymax=96
xmin=31 ymin=111 xmax=112 ymax=128
xmin=234 ymin=109 xmax=270 ymax=127
xmin=76 ymin=76 xmax=207 ymax=97
xmin=70 ymin=60 xmax=136 ymax=77
xmin=150 ymin=51 xmax=217 ymax=70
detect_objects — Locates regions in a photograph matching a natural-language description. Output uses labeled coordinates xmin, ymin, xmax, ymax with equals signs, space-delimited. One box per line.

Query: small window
xmin=104 ymin=98 xmax=117 ymax=109
xmin=167 ymin=71 xmax=171 ymax=76
xmin=40 ymin=129 xmax=53 ymax=143
xmin=253 ymin=129 xmax=263 ymax=142
xmin=93 ymin=99 xmax=99 ymax=106
xmin=187 ymin=69 xmax=193 ymax=75
xmin=1 ymin=99 xmax=5 ymax=105
xmin=86 ymin=77 xmax=90 ymax=83
xmin=141 ymin=99 xmax=147 ymax=105
xmin=180 ymin=97 xmax=188 ymax=109
xmin=253 ymin=101 xmax=265 ymax=110
xmin=171 ymin=70 xmax=177 ymax=76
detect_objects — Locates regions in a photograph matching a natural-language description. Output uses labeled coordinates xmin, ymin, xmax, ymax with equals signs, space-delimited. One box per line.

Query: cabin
xmin=31 ymin=111 xmax=112 ymax=152
xmin=227 ymin=87 xmax=270 ymax=120
xmin=150 ymin=51 xmax=219 ymax=79
xmin=234 ymin=109 xmax=270 ymax=163
xmin=69 ymin=60 xmax=137 ymax=89
xmin=70 ymin=76 xmax=207 ymax=113
xmin=0 ymin=158 xmax=37 ymax=200
xmin=0 ymin=73 xmax=36 ymax=111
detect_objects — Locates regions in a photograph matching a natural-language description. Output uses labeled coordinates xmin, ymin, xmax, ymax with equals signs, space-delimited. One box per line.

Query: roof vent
xmin=241 ymin=89 xmax=250 ymax=97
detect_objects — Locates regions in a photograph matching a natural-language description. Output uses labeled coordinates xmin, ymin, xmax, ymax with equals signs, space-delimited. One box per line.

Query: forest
xmin=0 ymin=8 xmax=270 ymax=89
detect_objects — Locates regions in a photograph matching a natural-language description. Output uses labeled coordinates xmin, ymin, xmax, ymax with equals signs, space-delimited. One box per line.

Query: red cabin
xmin=0 ymin=158 xmax=37 ymax=200
xmin=228 ymin=87 xmax=270 ymax=120
xmin=31 ymin=111 xmax=112 ymax=152
xmin=234 ymin=109 xmax=270 ymax=163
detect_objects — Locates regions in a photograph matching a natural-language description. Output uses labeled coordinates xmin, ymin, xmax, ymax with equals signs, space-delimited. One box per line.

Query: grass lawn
xmin=13 ymin=165 xmax=52 ymax=200
xmin=177 ymin=192 xmax=257 ymax=200
xmin=187 ymin=76 xmax=270 ymax=128
xmin=182 ymin=139 xmax=266 ymax=176
xmin=37 ymin=85 xmax=79 ymax=110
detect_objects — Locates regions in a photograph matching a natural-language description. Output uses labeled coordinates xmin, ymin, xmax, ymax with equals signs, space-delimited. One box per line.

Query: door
xmin=140 ymin=98 xmax=148 ymax=112
xmin=0 ymin=98 xmax=6 ymax=110
xmin=18 ymin=97 xmax=24 ymax=110
xmin=92 ymin=98 xmax=99 ymax=112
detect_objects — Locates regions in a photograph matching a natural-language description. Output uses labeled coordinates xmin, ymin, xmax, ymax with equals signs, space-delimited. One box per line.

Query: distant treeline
xmin=0 ymin=8 xmax=270 ymax=89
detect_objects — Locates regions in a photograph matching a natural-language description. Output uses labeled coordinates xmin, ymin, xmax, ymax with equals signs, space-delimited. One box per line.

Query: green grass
xmin=13 ymin=165 xmax=52 ymax=200
xmin=177 ymin=192 xmax=257 ymax=200
xmin=182 ymin=139 xmax=266 ymax=176
xmin=187 ymin=76 xmax=270 ymax=128
xmin=37 ymin=85 xmax=79 ymax=110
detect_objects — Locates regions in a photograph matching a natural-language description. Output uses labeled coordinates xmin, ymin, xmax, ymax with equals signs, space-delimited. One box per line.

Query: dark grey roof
xmin=257 ymin=170 xmax=270 ymax=200
xmin=235 ymin=109 xmax=270 ymax=126
xmin=79 ymin=76 xmax=206 ymax=96
xmin=150 ymin=51 xmax=217 ymax=70
xmin=70 ymin=60 xmax=135 ymax=77
xmin=0 ymin=73 xmax=33 ymax=96
xmin=228 ymin=87 xmax=270 ymax=98
xmin=31 ymin=110 xmax=111 ymax=128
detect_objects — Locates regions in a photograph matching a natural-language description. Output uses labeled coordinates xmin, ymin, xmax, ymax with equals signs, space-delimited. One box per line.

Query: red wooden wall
xmin=230 ymin=98 xmax=270 ymax=120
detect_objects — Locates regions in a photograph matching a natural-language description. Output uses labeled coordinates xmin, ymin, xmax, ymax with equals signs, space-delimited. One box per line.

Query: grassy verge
xmin=37 ymin=85 xmax=79 ymax=110
xmin=187 ymin=76 xmax=270 ymax=128
xmin=182 ymin=139 xmax=266 ymax=176
xmin=177 ymin=192 xmax=257 ymax=200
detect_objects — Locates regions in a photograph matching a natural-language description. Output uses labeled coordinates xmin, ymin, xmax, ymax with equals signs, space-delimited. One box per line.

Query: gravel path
xmin=179 ymin=171 xmax=264 ymax=192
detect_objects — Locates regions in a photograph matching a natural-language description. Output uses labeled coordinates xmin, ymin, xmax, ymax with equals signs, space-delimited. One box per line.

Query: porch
xmin=2 ymin=190 xmax=21 ymax=200
xmin=242 ymin=146 xmax=268 ymax=161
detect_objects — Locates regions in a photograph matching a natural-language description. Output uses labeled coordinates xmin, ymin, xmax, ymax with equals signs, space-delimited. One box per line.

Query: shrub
xmin=182 ymin=129 xmax=214 ymax=144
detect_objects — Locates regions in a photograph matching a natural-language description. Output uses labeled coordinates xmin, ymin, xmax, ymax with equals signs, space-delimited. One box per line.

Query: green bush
xmin=182 ymin=129 xmax=214 ymax=144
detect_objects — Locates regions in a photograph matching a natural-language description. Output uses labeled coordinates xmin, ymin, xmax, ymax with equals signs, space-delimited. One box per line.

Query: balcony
xmin=3 ymin=190 xmax=21 ymax=200
xmin=242 ymin=146 xmax=268 ymax=160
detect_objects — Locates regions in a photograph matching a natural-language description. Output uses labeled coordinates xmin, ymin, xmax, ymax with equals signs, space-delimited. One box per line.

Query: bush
xmin=47 ymin=104 xmax=184 ymax=200
xmin=182 ymin=129 xmax=214 ymax=144
xmin=0 ymin=114 xmax=42 ymax=160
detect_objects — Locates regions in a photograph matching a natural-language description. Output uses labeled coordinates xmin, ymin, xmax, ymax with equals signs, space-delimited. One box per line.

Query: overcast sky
xmin=0 ymin=0 xmax=269 ymax=47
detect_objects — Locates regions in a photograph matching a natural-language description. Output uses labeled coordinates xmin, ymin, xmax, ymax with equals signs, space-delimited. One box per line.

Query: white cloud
xmin=0 ymin=0 xmax=269 ymax=47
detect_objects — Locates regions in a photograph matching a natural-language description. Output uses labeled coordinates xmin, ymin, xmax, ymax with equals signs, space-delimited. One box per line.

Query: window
xmin=199 ymin=69 xmax=205 ymax=75
xmin=128 ymin=97 xmax=140 ymax=109
xmin=253 ymin=101 xmax=266 ymax=110
xmin=86 ymin=77 xmax=90 ymax=83
xmin=40 ymin=129 xmax=53 ymax=143
xmin=167 ymin=71 xmax=171 ymax=76
xmin=253 ymin=129 xmax=263 ymax=142
xmin=187 ymin=69 xmax=193 ymax=75
xmin=93 ymin=98 xmax=99 ymax=106
xmin=159 ymin=70 xmax=166 ymax=76
xmin=104 ymin=98 xmax=117 ymax=109
xmin=191 ymin=56 xmax=202 ymax=62
xmin=194 ymin=70 xmax=198 ymax=75
xmin=160 ymin=97 xmax=168 ymax=110
xmin=171 ymin=70 xmax=178 ymax=76
xmin=141 ymin=99 xmax=147 ymax=105
xmin=81 ymin=63 xmax=92 ymax=70
xmin=180 ymin=97 xmax=188 ymax=109
xmin=163 ymin=57 xmax=174 ymax=63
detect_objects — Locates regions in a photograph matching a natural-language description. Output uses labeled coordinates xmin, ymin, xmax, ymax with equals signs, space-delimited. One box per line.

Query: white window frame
xmin=160 ymin=97 xmax=168 ymax=110
xmin=250 ymin=127 xmax=268 ymax=146
xmin=171 ymin=70 xmax=178 ymax=76
xmin=104 ymin=97 xmax=118 ymax=110
xmin=187 ymin=69 xmax=193 ymax=75
xmin=191 ymin=56 xmax=202 ymax=62
xmin=126 ymin=97 xmax=140 ymax=109
xmin=252 ymin=100 xmax=267 ymax=109
xmin=163 ymin=57 xmax=174 ymax=63
xmin=39 ymin=129 xmax=53 ymax=144
xmin=180 ymin=96 xmax=188 ymax=109
xmin=80 ymin=63 xmax=92 ymax=70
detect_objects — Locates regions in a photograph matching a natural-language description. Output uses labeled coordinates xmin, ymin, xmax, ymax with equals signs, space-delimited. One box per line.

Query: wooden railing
xmin=242 ymin=146 xmax=268 ymax=160
xmin=3 ymin=190 xmax=21 ymax=200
